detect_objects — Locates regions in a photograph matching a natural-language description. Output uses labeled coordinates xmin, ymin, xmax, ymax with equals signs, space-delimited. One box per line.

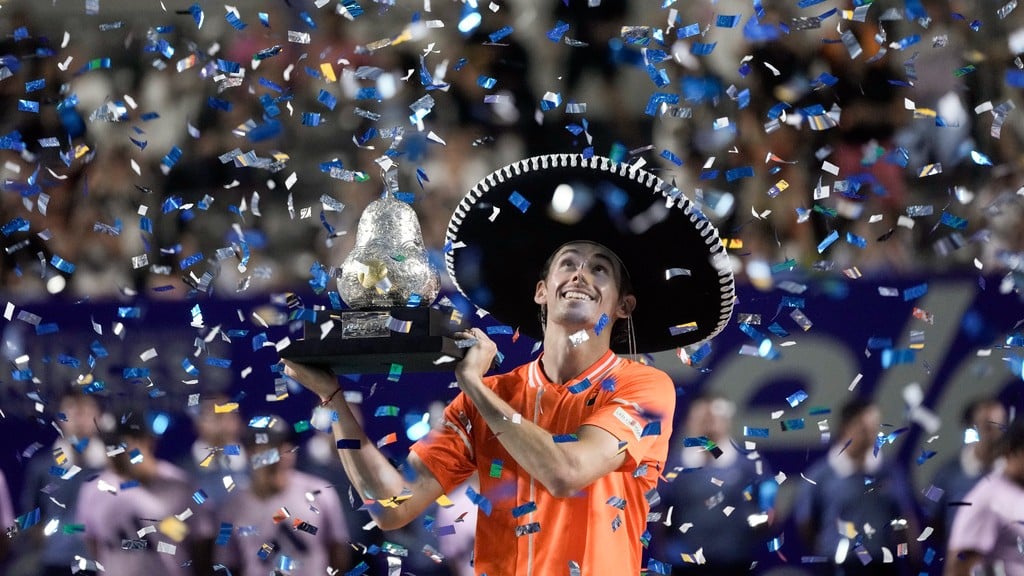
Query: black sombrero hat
xmin=445 ymin=154 xmax=735 ymax=354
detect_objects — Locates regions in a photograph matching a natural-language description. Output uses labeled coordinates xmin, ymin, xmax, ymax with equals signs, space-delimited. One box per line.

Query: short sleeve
xmin=409 ymin=392 xmax=478 ymax=494
xmin=948 ymin=479 xmax=999 ymax=556
xmin=581 ymin=365 xmax=675 ymax=470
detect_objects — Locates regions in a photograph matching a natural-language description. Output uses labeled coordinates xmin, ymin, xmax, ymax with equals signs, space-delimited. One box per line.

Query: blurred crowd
xmin=0 ymin=0 xmax=1022 ymax=305
xmin=2 ymin=0 xmax=1024 ymax=574
xmin=1 ymin=386 xmax=1020 ymax=575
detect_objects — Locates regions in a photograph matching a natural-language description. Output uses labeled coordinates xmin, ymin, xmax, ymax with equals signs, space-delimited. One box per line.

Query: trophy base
xmin=279 ymin=306 xmax=468 ymax=374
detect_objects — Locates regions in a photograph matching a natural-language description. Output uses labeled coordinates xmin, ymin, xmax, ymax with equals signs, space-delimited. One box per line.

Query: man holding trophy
xmin=283 ymin=153 xmax=734 ymax=574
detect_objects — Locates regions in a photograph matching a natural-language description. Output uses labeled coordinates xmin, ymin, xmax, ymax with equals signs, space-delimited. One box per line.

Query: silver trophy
xmin=280 ymin=158 xmax=465 ymax=374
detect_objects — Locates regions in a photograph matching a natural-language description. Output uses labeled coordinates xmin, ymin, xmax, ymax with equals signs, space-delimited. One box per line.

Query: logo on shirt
xmin=613 ymin=407 xmax=643 ymax=440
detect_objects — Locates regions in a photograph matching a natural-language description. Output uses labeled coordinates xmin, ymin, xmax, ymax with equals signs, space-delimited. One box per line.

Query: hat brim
xmin=445 ymin=154 xmax=735 ymax=353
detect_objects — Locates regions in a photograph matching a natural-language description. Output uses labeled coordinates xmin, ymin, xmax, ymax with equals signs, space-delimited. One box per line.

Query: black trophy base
xmin=279 ymin=306 xmax=468 ymax=374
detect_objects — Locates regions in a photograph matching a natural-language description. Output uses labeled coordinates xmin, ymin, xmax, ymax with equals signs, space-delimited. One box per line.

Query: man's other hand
xmin=453 ymin=327 xmax=498 ymax=382
xmin=282 ymin=359 xmax=340 ymax=401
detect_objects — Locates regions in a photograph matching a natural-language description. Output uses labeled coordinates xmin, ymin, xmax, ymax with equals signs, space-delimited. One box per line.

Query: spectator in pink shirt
xmin=945 ymin=414 xmax=1024 ymax=576
xmin=216 ymin=414 xmax=351 ymax=576
xmin=76 ymin=409 xmax=215 ymax=575
xmin=0 ymin=469 xmax=14 ymax=568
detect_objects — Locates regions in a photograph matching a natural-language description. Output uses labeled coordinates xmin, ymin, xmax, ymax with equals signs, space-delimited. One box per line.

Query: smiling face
xmin=534 ymin=241 xmax=635 ymax=337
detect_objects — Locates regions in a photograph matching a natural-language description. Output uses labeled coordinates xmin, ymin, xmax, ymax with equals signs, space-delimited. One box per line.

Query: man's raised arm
xmin=282 ymin=360 xmax=443 ymax=531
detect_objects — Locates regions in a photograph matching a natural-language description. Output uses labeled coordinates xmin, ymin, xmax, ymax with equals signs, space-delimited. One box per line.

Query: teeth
xmin=563 ymin=291 xmax=593 ymax=301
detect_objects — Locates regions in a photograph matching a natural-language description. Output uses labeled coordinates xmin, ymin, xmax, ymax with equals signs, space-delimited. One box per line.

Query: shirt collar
xmin=529 ymin=349 xmax=619 ymax=389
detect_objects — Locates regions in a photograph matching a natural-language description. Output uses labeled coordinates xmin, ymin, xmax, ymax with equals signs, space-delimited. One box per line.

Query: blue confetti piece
xmin=1006 ymin=69 xmax=1024 ymax=88
xmin=894 ymin=34 xmax=920 ymax=50
xmin=123 ymin=367 xmax=151 ymax=379
xmin=679 ymin=23 xmax=701 ymax=38
xmin=91 ymin=340 xmax=108 ymax=358
xmin=2 ymin=217 xmax=30 ymax=236
xmin=18 ymin=100 xmax=39 ymax=113
xmin=477 ymin=75 xmax=497 ymax=89
xmin=117 ymin=307 xmax=141 ymax=319
xmin=600 ymin=377 xmax=616 ymax=392
xmin=205 ymin=357 xmax=231 ymax=368
xmin=781 ymin=296 xmax=805 ymax=309
xmin=683 ymin=436 xmax=709 ymax=448
xmin=35 ymin=323 xmax=58 ymax=335
xmin=903 ymin=283 xmax=928 ymax=301
xmin=725 ymin=166 xmax=754 ymax=182
xmin=767 ymin=322 xmax=789 ymax=337
xmin=845 ymin=232 xmax=867 ymax=248
xmin=192 ymin=489 xmax=208 ymax=504
xmin=744 ymin=426 xmax=770 ymax=438
xmin=868 ymin=337 xmax=894 ymax=350
xmin=58 ymin=354 xmax=80 ymax=368
xmin=648 ymin=559 xmax=671 ymax=575
xmin=781 ymin=418 xmax=805 ymax=431
xmin=188 ymin=3 xmax=204 ymax=27
xmin=465 ymin=486 xmax=493 ymax=516
xmin=25 ymin=78 xmax=45 ymax=92
xmin=553 ymin=434 xmax=578 ymax=443
xmin=547 ymin=20 xmax=570 ymax=42
xmin=225 ymin=10 xmax=246 ymax=30
xmin=216 ymin=59 xmax=240 ymax=74
xmin=817 ymin=230 xmax=839 ymax=253
xmin=355 ymin=87 xmax=382 ymax=101
xmin=511 ymin=501 xmax=537 ymax=518
xmin=216 ymin=522 xmax=232 ymax=546
xmin=644 ymin=92 xmax=679 ymax=116
xmin=16 ymin=508 xmax=40 ymax=530
xmin=940 ymin=211 xmax=967 ymax=229
xmin=301 ymin=112 xmax=321 ymax=127
xmin=488 ymin=26 xmax=513 ymax=43
xmin=339 ymin=0 xmax=363 ymax=18
xmin=881 ymin=348 xmax=916 ymax=368
xmin=567 ymin=378 xmax=593 ymax=394
xmin=594 ymin=313 xmax=610 ymax=336
xmin=298 ymin=10 xmax=316 ymax=29
xmin=509 ymin=191 xmax=530 ymax=213
xmin=660 ymin=149 xmax=684 ymax=166
xmin=916 ymin=450 xmax=937 ymax=465
xmin=786 ymin=390 xmax=809 ymax=407
xmin=207 ymin=97 xmax=232 ymax=111
xmin=691 ymin=42 xmax=717 ymax=56
xmin=716 ymin=14 xmax=740 ymax=27
xmin=161 ymin=146 xmax=182 ymax=170
xmin=179 ymin=252 xmax=204 ymax=270
xmin=247 ymin=119 xmax=282 ymax=142
xmin=50 ymin=255 xmax=75 ymax=274
xmin=317 ymin=89 xmax=337 ymax=110
xmin=259 ymin=77 xmax=284 ymax=93
xmin=486 ymin=325 xmax=514 ymax=335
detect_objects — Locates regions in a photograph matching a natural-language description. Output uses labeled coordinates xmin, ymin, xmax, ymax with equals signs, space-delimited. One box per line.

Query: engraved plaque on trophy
xmin=279 ymin=159 xmax=467 ymax=374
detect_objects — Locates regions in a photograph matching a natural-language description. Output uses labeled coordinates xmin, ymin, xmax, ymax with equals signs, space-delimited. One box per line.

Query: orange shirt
xmin=410 ymin=350 xmax=676 ymax=576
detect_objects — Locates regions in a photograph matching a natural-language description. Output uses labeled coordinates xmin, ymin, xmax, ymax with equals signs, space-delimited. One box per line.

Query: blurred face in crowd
xmin=111 ymin=434 xmax=158 ymax=482
xmin=971 ymin=401 xmax=1008 ymax=461
xmin=842 ymin=404 xmax=881 ymax=460
xmin=195 ymin=397 xmax=243 ymax=448
xmin=250 ymin=441 xmax=297 ymax=498
xmin=59 ymin=393 xmax=101 ymax=440
xmin=686 ymin=397 xmax=734 ymax=443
